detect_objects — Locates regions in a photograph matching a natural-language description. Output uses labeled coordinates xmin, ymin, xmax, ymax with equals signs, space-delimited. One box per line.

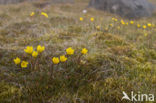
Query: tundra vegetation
xmin=0 ymin=0 xmax=156 ymax=103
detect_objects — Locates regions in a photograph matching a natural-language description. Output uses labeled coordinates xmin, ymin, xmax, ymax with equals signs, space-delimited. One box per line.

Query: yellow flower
xmin=121 ymin=20 xmax=125 ymax=25
xmin=37 ymin=45 xmax=45 ymax=53
xmin=80 ymin=17 xmax=83 ymax=21
xmin=109 ymin=24 xmax=113 ymax=27
xmin=114 ymin=19 xmax=118 ymax=22
xmin=24 ymin=46 xmax=33 ymax=54
xmin=147 ymin=23 xmax=151 ymax=27
xmin=32 ymin=51 xmax=38 ymax=58
xmin=52 ymin=57 xmax=60 ymax=64
xmin=41 ymin=12 xmax=48 ymax=18
xmin=137 ymin=24 xmax=141 ymax=28
xmin=122 ymin=22 xmax=125 ymax=25
xmin=60 ymin=55 xmax=67 ymax=62
xmin=90 ymin=17 xmax=94 ymax=22
xmin=126 ymin=22 xmax=129 ymax=25
xmin=30 ymin=12 xmax=35 ymax=17
xmin=143 ymin=25 xmax=147 ymax=29
xmin=14 ymin=57 xmax=21 ymax=65
xmin=21 ymin=61 xmax=28 ymax=68
xmin=130 ymin=21 xmax=134 ymax=24
xmin=81 ymin=48 xmax=88 ymax=55
xmin=112 ymin=18 xmax=117 ymax=22
xmin=66 ymin=47 xmax=74 ymax=55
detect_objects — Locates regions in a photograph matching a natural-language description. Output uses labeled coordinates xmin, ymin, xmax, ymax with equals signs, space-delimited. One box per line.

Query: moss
xmin=0 ymin=82 xmax=21 ymax=103
xmin=49 ymin=16 xmax=76 ymax=26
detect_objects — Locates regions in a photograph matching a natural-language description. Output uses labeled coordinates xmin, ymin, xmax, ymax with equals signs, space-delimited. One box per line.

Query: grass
xmin=0 ymin=0 xmax=156 ymax=103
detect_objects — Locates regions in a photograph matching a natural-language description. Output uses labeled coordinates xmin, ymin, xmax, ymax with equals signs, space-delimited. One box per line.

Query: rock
xmin=89 ymin=0 xmax=155 ymax=19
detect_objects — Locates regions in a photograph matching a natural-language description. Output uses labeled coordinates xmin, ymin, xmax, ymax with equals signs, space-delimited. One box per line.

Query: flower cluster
xmin=73 ymin=15 xmax=156 ymax=35
xmin=14 ymin=46 xmax=88 ymax=68
xmin=30 ymin=12 xmax=48 ymax=18
xmin=52 ymin=47 xmax=88 ymax=65
xmin=112 ymin=18 xmax=118 ymax=22
xmin=24 ymin=45 xmax=45 ymax=57
xmin=14 ymin=57 xmax=29 ymax=68
xmin=78 ymin=17 xmax=95 ymax=22
xmin=14 ymin=45 xmax=45 ymax=68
